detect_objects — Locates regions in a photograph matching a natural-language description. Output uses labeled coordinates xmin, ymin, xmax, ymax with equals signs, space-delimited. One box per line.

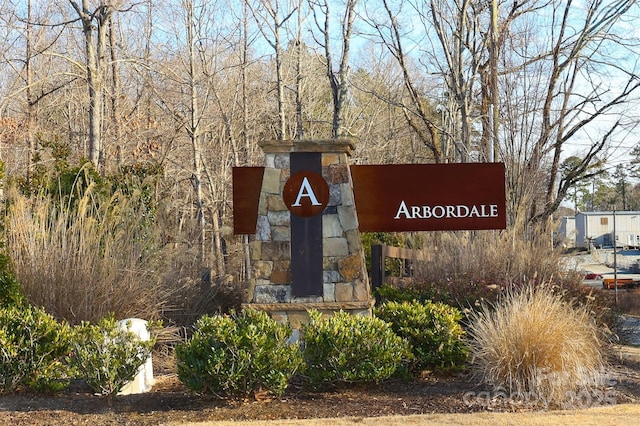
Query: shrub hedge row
xmin=3 ymin=290 xmax=605 ymax=407
xmin=1 ymin=276 xmax=467 ymax=398
xmin=175 ymin=303 xmax=468 ymax=397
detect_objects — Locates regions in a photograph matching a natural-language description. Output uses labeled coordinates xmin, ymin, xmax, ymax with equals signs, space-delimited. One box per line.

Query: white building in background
xmin=557 ymin=216 xmax=576 ymax=247
xmin=573 ymin=211 xmax=640 ymax=249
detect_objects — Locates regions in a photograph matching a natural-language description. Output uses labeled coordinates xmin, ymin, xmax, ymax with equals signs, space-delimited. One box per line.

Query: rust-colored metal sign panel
xmin=350 ymin=163 xmax=506 ymax=232
xmin=232 ymin=167 xmax=264 ymax=234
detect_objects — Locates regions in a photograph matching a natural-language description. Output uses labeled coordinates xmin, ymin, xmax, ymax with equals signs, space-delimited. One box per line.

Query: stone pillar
xmin=243 ymin=140 xmax=373 ymax=328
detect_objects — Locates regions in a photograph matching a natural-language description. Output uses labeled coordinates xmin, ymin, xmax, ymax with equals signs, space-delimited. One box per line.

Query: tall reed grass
xmin=467 ymin=285 xmax=606 ymax=406
xmin=414 ymin=227 xmax=568 ymax=288
xmin=4 ymin=182 xmax=169 ymax=324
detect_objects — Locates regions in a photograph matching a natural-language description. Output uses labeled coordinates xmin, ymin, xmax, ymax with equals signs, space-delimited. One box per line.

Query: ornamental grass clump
xmin=5 ymin=174 xmax=167 ymax=325
xmin=467 ymin=285 xmax=606 ymax=406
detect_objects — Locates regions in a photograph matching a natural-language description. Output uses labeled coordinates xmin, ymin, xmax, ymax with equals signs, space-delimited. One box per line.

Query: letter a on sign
xmin=283 ymin=171 xmax=329 ymax=217
xmin=292 ymin=177 xmax=321 ymax=206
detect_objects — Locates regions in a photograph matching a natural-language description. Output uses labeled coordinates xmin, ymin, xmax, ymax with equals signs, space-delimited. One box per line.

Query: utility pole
xmin=614 ymin=207 xmax=619 ymax=305
xmin=490 ymin=0 xmax=499 ymax=162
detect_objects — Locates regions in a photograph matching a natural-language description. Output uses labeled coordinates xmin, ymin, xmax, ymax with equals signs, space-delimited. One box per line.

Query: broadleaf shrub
xmin=175 ymin=309 xmax=302 ymax=398
xmin=0 ymin=305 xmax=71 ymax=393
xmin=375 ymin=300 xmax=468 ymax=372
xmin=29 ymin=359 xmax=72 ymax=393
xmin=467 ymin=285 xmax=606 ymax=406
xmin=0 ymin=251 xmax=24 ymax=307
xmin=301 ymin=310 xmax=412 ymax=386
xmin=69 ymin=314 xmax=155 ymax=396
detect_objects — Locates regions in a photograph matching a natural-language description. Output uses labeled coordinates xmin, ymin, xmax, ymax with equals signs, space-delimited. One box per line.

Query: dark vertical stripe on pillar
xmin=290 ymin=152 xmax=323 ymax=297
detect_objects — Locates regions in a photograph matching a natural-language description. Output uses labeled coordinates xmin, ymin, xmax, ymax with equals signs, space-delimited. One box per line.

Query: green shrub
xmin=375 ymin=300 xmax=468 ymax=372
xmin=175 ymin=309 xmax=302 ymax=398
xmin=28 ymin=359 xmax=73 ymax=393
xmin=375 ymin=283 xmax=436 ymax=304
xmin=0 ymin=305 xmax=71 ymax=393
xmin=467 ymin=285 xmax=605 ymax=405
xmin=301 ymin=310 xmax=412 ymax=386
xmin=0 ymin=252 xmax=24 ymax=307
xmin=69 ymin=314 xmax=155 ymax=397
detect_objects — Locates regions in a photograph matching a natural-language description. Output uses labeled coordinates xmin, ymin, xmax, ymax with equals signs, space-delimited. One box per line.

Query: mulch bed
xmin=1 ymin=354 xmax=639 ymax=426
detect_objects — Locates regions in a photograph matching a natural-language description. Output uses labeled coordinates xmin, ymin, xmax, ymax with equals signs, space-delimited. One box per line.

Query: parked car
xmin=603 ymin=278 xmax=636 ymax=290
xmin=584 ymin=273 xmax=603 ymax=280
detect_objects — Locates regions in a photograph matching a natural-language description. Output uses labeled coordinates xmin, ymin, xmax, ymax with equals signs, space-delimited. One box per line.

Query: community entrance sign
xmin=233 ymin=139 xmax=506 ymax=325
xmin=351 ymin=163 xmax=506 ymax=232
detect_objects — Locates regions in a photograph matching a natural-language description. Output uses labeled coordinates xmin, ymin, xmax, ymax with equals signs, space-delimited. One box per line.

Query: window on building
xmin=601 ymin=217 xmax=609 ymax=225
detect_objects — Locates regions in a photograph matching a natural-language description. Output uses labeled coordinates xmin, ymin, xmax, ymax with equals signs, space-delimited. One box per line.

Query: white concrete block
xmin=118 ymin=318 xmax=154 ymax=395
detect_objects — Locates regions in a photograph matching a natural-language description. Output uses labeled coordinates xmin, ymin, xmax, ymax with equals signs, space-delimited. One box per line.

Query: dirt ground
xmin=1 ymin=352 xmax=640 ymax=426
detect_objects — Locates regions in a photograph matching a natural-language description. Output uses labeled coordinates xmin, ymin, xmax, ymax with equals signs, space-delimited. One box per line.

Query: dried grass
xmin=4 ymin=183 xmax=171 ymax=324
xmin=414 ymin=227 xmax=566 ymax=287
xmin=467 ymin=285 xmax=606 ymax=405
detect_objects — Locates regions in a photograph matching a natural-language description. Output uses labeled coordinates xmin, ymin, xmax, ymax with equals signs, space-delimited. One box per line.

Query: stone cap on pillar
xmin=258 ymin=139 xmax=355 ymax=155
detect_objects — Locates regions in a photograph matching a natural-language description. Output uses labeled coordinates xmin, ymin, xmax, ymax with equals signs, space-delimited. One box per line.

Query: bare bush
xmin=155 ymin=238 xmax=243 ymax=327
xmin=414 ymin=226 xmax=566 ymax=288
xmin=467 ymin=285 xmax=606 ymax=406
xmin=395 ymin=221 xmax=600 ymax=315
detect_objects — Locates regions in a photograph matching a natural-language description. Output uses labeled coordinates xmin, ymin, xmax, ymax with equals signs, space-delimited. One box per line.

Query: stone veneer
xmin=243 ymin=140 xmax=373 ymax=328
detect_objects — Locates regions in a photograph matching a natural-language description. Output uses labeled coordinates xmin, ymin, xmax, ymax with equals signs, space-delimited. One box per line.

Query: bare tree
xmin=0 ymin=1 xmax=78 ymax=179
xmin=367 ymin=0 xmax=640 ymax=224
xmin=68 ymin=0 xmax=116 ymax=170
xmin=24 ymin=0 xmax=36 ymax=181
xmin=364 ymin=0 xmax=445 ymax=162
xmin=506 ymin=0 xmax=640 ymax=223
xmin=246 ymin=0 xmax=298 ymax=140
xmin=150 ymin=0 xmax=254 ymax=276
xmin=349 ymin=51 xmax=425 ymax=164
xmin=293 ymin=0 xmax=305 ymax=139
xmin=0 ymin=0 xmax=38 ymax=179
xmin=309 ymin=0 xmax=359 ymax=139
xmin=107 ymin=12 xmax=121 ymax=167
xmin=185 ymin=0 xmax=207 ymax=265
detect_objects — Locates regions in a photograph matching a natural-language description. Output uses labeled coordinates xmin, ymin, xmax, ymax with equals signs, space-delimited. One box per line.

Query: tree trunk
xmin=314 ymin=0 xmax=359 ymax=139
xmin=186 ymin=1 xmax=206 ymax=265
xmin=108 ymin=16 xmax=121 ymax=168
xmin=70 ymin=0 xmax=113 ymax=171
xmin=273 ymin=3 xmax=286 ymax=140
xmin=294 ymin=0 xmax=304 ymax=140
xmin=25 ymin=0 xmax=36 ymax=183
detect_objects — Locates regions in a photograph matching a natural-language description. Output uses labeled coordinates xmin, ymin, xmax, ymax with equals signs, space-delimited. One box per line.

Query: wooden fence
xmin=370 ymin=244 xmax=431 ymax=290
